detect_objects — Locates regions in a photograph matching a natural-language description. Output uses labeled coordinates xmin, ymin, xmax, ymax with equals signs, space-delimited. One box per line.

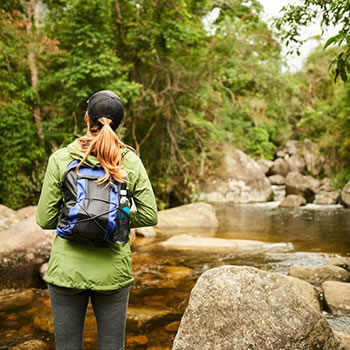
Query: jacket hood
xmin=67 ymin=139 xmax=101 ymax=167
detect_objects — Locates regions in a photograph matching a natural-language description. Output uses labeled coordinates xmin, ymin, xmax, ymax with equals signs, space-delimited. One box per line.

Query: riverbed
xmin=1 ymin=203 xmax=349 ymax=349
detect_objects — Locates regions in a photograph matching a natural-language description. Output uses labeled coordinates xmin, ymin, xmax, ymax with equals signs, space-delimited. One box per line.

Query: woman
xmin=36 ymin=90 xmax=158 ymax=350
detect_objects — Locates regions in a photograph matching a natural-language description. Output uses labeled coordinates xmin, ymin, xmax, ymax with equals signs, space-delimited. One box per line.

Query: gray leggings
xmin=48 ymin=283 xmax=130 ymax=350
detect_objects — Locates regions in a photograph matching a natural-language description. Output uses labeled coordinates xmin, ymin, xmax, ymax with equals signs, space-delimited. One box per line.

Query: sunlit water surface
xmin=1 ymin=203 xmax=349 ymax=349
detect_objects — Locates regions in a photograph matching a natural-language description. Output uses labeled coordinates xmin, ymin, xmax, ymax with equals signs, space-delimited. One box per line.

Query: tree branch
xmin=132 ymin=118 xmax=140 ymax=155
xmin=26 ymin=0 xmax=44 ymax=146
xmin=139 ymin=120 xmax=157 ymax=148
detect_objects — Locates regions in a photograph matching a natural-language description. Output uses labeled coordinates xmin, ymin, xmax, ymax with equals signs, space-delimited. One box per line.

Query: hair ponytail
xmin=77 ymin=117 xmax=127 ymax=184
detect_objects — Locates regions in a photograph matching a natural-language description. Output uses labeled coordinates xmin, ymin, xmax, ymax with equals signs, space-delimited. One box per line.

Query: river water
xmin=1 ymin=203 xmax=350 ymax=349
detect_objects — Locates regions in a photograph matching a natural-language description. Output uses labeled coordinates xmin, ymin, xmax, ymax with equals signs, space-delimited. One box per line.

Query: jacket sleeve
xmin=36 ymin=154 xmax=63 ymax=229
xmin=129 ymin=157 xmax=158 ymax=229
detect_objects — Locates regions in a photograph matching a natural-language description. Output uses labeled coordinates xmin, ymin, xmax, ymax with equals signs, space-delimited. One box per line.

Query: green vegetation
xmin=276 ymin=0 xmax=350 ymax=82
xmin=0 ymin=0 xmax=349 ymax=209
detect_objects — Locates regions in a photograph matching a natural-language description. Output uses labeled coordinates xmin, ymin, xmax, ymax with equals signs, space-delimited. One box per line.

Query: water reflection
xmin=1 ymin=203 xmax=350 ymax=349
xmin=215 ymin=203 xmax=350 ymax=255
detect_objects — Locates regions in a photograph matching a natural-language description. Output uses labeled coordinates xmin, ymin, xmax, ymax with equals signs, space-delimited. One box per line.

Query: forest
xmin=1 ymin=0 xmax=349 ymax=210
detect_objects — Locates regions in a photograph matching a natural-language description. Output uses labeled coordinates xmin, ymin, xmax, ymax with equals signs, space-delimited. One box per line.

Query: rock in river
xmin=271 ymin=158 xmax=290 ymax=177
xmin=127 ymin=306 xmax=177 ymax=328
xmin=157 ymin=202 xmax=218 ymax=230
xmin=285 ymin=172 xmax=320 ymax=203
xmin=286 ymin=154 xmax=306 ymax=173
xmin=0 ymin=289 xmax=35 ymax=312
xmin=159 ymin=234 xmax=288 ymax=251
xmin=328 ymin=257 xmax=350 ymax=272
xmin=279 ymin=194 xmax=306 ymax=208
xmin=9 ymin=340 xmax=49 ymax=350
xmin=256 ymin=159 xmax=273 ymax=175
xmin=335 ymin=332 xmax=350 ymax=350
xmin=198 ymin=148 xmax=272 ymax=203
xmin=172 ymin=266 xmax=341 ymax=350
xmin=0 ymin=215 xmax=55 ymax=288
xmin=322 ymin=281 xmax=350 ymax=316
xmin=0 ymin=205 xmax=19 ymax=232
xmin=268 ymin=174 xmax=286 ymax=185
xmin=288 ymin=265 xmax=350 ymax=284
xmin=314 ymin=190 xmax=340 ymax=205
xmin=341 ymin=180 xmax=350 ymax=208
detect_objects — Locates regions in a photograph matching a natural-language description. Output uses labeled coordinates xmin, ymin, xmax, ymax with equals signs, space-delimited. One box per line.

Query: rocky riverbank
xmin=1 ymin=139 xmax=350 ymax=349
xmin=1 ymin=202 xmax=349 ymax=349
xmin=199 ymin=139 xmax=350 ymax=208
xmin=0 ymin=202 xmax=219 ymax=288
xmin=172 ymin=264 xmax=350 ymax=350
xmin=1 ymin=139 xmax=349 ymax=288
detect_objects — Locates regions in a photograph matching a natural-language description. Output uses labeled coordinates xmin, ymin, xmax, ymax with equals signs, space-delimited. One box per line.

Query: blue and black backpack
xmin=56 ymin=159 xmax=131 ymax=246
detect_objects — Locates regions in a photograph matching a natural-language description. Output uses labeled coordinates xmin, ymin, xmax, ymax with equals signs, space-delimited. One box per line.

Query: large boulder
xmin=286 ymin=154 xmax=306 ymax=173
xmin=288 ymin=265 xmax=350 ymax=284
xmin=275 ymin=139 xmax=325 ymax=176
xmin=0 ymin=289 xmax=35 ymax=312
xmin=199 ymin=149 xmax=272 ymax=203
xmin=279 ymin=194 xmax=306 ymax=208
xmin=172 ymin=266 xmax=342 ymax=350
xmin=0 ymin=215 xmax=55 ymax=288
xmin=328 ymin=257 xmax=350 ymax=272
xmin=286 ymin=275 xmax=321 ymax=312
xmin=268 ymin=174 xmax=286 ymax=185
xmin=301 ymin=139 xmax=325 ymax=176
xmin=0 ymin=205 xmax=37 ymax=233
xmin=335 ymin=332 xmax=350 ymax=350
xmin=271 ymin=185 xmax=286 ymax=202
xmin=0 ymin=205 xmax=20 ymax=232
xmin=256 ymin=159 xmax=273 ymax=175
xmin=270 ymin=158 xmax=290 ymax=177
xmin=16 ymin=206 xmax=37 ymax=221
xmin=285 ymin=172 xmax=320 ymax=202
xmin=157 ymin=203 xmax=218 ymax=230
xmin=319 ymin=178 xmax=334 ymax=192
xmin=341 ymin=181 xmax=350 ymax=208
xmin=314 ymin=190 xmax=340 ymax=205
xmin=322 ymin=281 xmax=350 ymax=315
xmin=276 ymin=140 xmax=301 ymax=158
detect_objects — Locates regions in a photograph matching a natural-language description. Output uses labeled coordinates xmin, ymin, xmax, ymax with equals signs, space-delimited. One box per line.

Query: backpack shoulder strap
xmin=65 ymin=159 xmax=81 ymax=173
xmin=120 ymin=147 xmax=132 ymax=197
xmin=60 ymin=159 xmax=80 ymax=188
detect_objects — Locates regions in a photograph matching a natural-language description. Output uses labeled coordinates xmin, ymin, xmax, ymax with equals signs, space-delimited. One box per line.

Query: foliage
xmin=0 ymin=8 xmax=46 ymax=208
xmin=275 ymin=0 xmax=350 ymax=82
xmin=41 ymin=0 xmax=140 ymax=141
xmin=332 ymin=168 xmax=350 ymax=189
xmin=116 ymin=0 xmax=290 ymax=205
xmin=287 ymin=45 xmax=350 ymax=182
xmin=0 ymin=101 xmax=45 ymax=209
xmin=2 ymin=0 xmax=350 ymax=209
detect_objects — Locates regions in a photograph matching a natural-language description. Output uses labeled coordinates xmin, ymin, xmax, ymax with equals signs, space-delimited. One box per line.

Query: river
xmin=0 ymin=203 xmax=349 ymax=349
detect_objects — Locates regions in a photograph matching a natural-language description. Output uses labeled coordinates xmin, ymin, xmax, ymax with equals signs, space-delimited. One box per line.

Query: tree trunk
xmin=26 ymin=0 xmax=44 ymax=146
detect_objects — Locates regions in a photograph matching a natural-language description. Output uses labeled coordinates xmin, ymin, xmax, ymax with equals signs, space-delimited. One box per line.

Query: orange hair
xmin=77 ymin=117 xmax=127 ymax=183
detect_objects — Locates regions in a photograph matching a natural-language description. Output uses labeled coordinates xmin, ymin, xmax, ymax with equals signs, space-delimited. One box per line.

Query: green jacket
xmin=36 ymin=139 xmax=158 ymax=290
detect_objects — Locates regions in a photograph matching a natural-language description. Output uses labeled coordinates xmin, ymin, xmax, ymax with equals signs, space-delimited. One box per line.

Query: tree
xmin=110 ymin=0 xmax=290 ymax=206
xmin=275 ymin=0 xmax=350 ymax=82
xmin=25 ymin=0 xmax=44 ymax=145
xmin=41 ymin=0 xmax=140 ymax=140
xmin=0 ymin=7 xmax=47 ymax=208
xmin=0 ymin=0 xmax=292 ymax=209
